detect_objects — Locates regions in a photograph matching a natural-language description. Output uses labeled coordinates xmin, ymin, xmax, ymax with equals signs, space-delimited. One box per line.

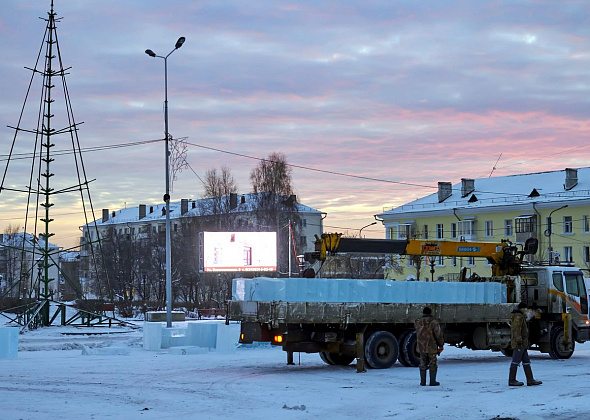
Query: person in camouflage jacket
xmin=509 ymin=302 xmax=542 ymax=386
xmin=414 ymin=306 xmax=444 ymax=386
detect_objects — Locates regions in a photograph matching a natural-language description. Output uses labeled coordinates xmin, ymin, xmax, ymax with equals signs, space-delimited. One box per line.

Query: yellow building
xmin=377 ymin=167 xmax=590 ymax=281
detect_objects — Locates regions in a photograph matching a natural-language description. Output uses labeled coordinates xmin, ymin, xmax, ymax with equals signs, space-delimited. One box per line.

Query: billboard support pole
xmin=288 ymin=221 xmax=292 ymax=278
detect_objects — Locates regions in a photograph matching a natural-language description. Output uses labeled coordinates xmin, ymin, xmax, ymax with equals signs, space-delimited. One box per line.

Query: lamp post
xmin=145 ymin=36 xmax=185 ymax=328
xmin=545 ymin=204 xmax=568 ymax=263
xmin=429 ymin=256 xmax=436 ymax=282
xmin=359 ymin=222 xmax=377 ymax=238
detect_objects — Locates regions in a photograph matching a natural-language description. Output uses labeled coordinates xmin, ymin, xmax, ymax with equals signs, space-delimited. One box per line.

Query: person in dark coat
xmin=509 ymin=302 xmax=542 ymax=386
xmin=415 ymin=306 xmax=444 ymax=386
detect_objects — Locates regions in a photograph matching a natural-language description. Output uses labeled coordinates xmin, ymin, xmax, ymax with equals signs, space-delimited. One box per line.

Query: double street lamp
xmin=145 ymin=36 xmax=185 ymax=328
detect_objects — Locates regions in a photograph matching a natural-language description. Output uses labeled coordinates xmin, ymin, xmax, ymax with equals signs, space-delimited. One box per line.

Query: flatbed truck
xmin=228 ymin=236 xmax=590 ymax=368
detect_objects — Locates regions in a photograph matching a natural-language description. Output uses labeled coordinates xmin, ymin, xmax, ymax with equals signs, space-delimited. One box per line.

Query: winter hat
xmin=423 ymin=306 xmax=432 ymax=315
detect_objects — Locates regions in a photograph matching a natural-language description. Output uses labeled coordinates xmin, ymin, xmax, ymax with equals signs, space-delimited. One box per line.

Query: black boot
xmin=509 ymin=364 xmax=524 ymax=386
xmin=523 ymin=364 xmax=542 ymax=386
xmin=420 ymin=369 xmax=427 ymax=386
xmin=429 ymin=369 xmax=440 ymax=386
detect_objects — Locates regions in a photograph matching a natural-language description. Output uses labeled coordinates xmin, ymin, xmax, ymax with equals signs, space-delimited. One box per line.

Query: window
xmin=565 ymin=272 xmax=579 ymax=296
xmin=564 ymin=246 xmax=573 ymax=262
xmin=467 ymin=256 xmax=475 ymax=266
xmin=398 ymin=224 xmax=413 ymax=239
xmin=451 ymin=223 xmax=457 ymax=239
xmin=437 ymin=256 xmax=444 ymax=266
xmin=515 ymin=217 xmax=535 ymax=233
xmin=522 ymin=272 xmax=538 ymax=286
xmin=458 ymin=220 xmax=475 ymax=239
xmin=485 ymin=221 xmax=493 ymax=237
xmin=423 ymin=225 xmax=428 ymax=239
xmin=563 ymin=216 xmax=573 ymax=234
xmin=504 ymin=219 xmax=513 ymax=236
xmin=436 ymin=224 xmax=444 ymax=239
xmin=553 ymin=272 xmax=564 ymax=292
xmin=584 ymin=247 xmax=590 ymax=264
xmin=300 ymin=236 xmax=307 ymax=246
xmin=300 ymin=219 xmax=307 ymax=228
xmin=451 ymin=256 xmax=457 ymax=267
xmin=583 ymin=216 xmax=590 ymax=233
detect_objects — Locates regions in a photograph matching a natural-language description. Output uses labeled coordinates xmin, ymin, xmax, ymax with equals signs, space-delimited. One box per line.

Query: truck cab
xmin=520 ymin=265 xmax=590 ymax=358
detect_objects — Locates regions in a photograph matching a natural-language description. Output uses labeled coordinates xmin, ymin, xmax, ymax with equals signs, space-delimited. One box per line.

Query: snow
xmin=1 ymin=322 xmax=590 ymax=420
xmin=379 ymin=167 xmax=590 ymax=215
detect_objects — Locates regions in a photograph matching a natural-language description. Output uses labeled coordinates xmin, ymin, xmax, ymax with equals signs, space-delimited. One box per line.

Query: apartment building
xmin=377 ymin=167 xmax=590 ymax=280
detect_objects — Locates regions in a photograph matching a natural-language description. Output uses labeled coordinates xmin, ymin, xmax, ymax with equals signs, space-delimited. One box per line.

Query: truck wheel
xmin=500 ymin=346 xmax=513 ymax=357
xmin=328 ymin=353 xmax=355 ymax=366
xmin=365 ymin=331 xmax=399 ymax=369
xmin=397 ymin=331 xmax=411 ymax=366
xmin=401 ymin=331 xmax=421 ymax=367
xmin=319 ymin=351 xmax=334 ymax=365
xmin=549 ymin=326 xmax=575 ymax=359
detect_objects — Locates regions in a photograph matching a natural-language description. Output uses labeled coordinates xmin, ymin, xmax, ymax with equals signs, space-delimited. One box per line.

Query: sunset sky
xmin=1 ymin=0 xmax=589 ymax=248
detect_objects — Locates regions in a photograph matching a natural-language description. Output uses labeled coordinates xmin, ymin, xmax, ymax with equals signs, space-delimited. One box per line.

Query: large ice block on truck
xmin=232 ymin=277 xmax=506 ymax=304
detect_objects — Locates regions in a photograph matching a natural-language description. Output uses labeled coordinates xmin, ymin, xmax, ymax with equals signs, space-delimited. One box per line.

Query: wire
xmin=183 ymin=141 xmax=437 ymax=189
xmin=0 ymin=138 xmax=164 ymax=163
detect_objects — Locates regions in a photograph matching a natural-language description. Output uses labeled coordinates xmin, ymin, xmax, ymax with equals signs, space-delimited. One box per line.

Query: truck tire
xmin=365 ymin=331 xmax=399 ymax=369
xmin=401 ymin=331 xmax=421 ymax=367
xmin=549 ymin=326 xmax=575 ymax=359
xmin=397 ymin=331 xmax=411 ymax=366
xmin=328 ymin=353 xmax=355 ymax=366
xmin=500 ymin=346 xmax=513 ymax=357
xmin=319 ymin=351 xmax=334 ymax=365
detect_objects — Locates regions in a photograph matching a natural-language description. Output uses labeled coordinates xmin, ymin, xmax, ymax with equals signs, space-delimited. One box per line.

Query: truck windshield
xmin=564 ymin=271 xmax=589 ymax=315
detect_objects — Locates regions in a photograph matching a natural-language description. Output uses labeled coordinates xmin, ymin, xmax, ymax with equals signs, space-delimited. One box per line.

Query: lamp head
xmin=175 ymin=37 xmax=186 ymax=49
xmin=145 ymin=49 xmax=156 ymax=57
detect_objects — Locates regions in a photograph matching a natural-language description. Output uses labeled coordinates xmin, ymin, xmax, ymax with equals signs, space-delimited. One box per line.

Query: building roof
xmin=85 ymin=193 xmax=323 ymax=228
xmin=378 ymin=167 xmax=590 ymax=218
xmin=0 ymin=232 xmax=59 ymax=250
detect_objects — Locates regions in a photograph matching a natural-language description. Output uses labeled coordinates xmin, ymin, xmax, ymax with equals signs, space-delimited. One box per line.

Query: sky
xmin=1 ymin=0 xmax=589 ymax=248
xmin=2 ymin=321 xmax=590 ymax=419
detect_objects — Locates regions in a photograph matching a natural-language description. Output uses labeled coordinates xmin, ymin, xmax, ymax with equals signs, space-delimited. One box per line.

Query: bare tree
xmin=250 ymin=152 xmax=293 ymax=196
xmin=204 ymin=166 xmax=238 ymax=198
xmin=249 ymin=152 xmax=300 ymax=276
xmin=201 ymin=166 xmax=239 ymax=230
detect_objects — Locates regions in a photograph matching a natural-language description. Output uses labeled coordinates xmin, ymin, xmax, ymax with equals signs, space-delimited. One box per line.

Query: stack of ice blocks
xmin=232 ymin=277 xmax=506 ymax=304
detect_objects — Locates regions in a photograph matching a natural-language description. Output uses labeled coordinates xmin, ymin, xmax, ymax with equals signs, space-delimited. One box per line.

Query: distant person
xmin=509 ymin=302 xmax=542 ymax=386
xmin=415 ymin=306 xmax=444 ymax=386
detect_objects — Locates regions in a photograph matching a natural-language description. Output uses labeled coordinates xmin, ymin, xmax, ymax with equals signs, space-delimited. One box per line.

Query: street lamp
xmin=145 ymin=36 xmax=185 ymax=328
xmin=359 ymin=222 xmax=377 ymax=238
xmin=545 ymin=204 xmax=568 ymax=263
xmin=428 ymin=256 xmax=436 ymax=282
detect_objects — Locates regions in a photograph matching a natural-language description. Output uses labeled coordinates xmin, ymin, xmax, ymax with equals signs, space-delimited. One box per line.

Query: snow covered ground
xmin=1 ymin=322 xmax=589 ymax=420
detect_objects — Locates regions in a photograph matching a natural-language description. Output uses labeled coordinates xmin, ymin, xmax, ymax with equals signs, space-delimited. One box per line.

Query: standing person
xmin=415 ymin=306 xmax=445 ymax=386
xmin=509 ymin=302 xmax=542 ymax=386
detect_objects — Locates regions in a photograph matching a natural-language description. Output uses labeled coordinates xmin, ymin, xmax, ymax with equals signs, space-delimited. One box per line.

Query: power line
xmin=184 ymin=141 xmax=437 ymax=190
xmin=0 ymin=138 xmax=163 ymax=162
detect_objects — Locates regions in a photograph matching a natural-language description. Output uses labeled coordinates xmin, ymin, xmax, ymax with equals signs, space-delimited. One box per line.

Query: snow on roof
xmin=85 ymin=193 xmax=322 ymax=227
xmin=60 ymin=251 xmax=80 ymax=262
xmin=0 ymin=231 xmax=59 ymax=250
xmin=379 ymin=167 xmax=590 ymax=217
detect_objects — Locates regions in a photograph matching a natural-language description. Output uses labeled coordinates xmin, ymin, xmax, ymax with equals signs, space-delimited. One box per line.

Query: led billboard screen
xmin=202 ymin=231 xmax=277 ymax=272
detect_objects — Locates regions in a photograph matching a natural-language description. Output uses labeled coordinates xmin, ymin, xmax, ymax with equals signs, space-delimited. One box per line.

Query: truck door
xmin=563 ymin=271 xmax=589 ymax=324
xmin=550 ymin=271 xmax=566 ymax=314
